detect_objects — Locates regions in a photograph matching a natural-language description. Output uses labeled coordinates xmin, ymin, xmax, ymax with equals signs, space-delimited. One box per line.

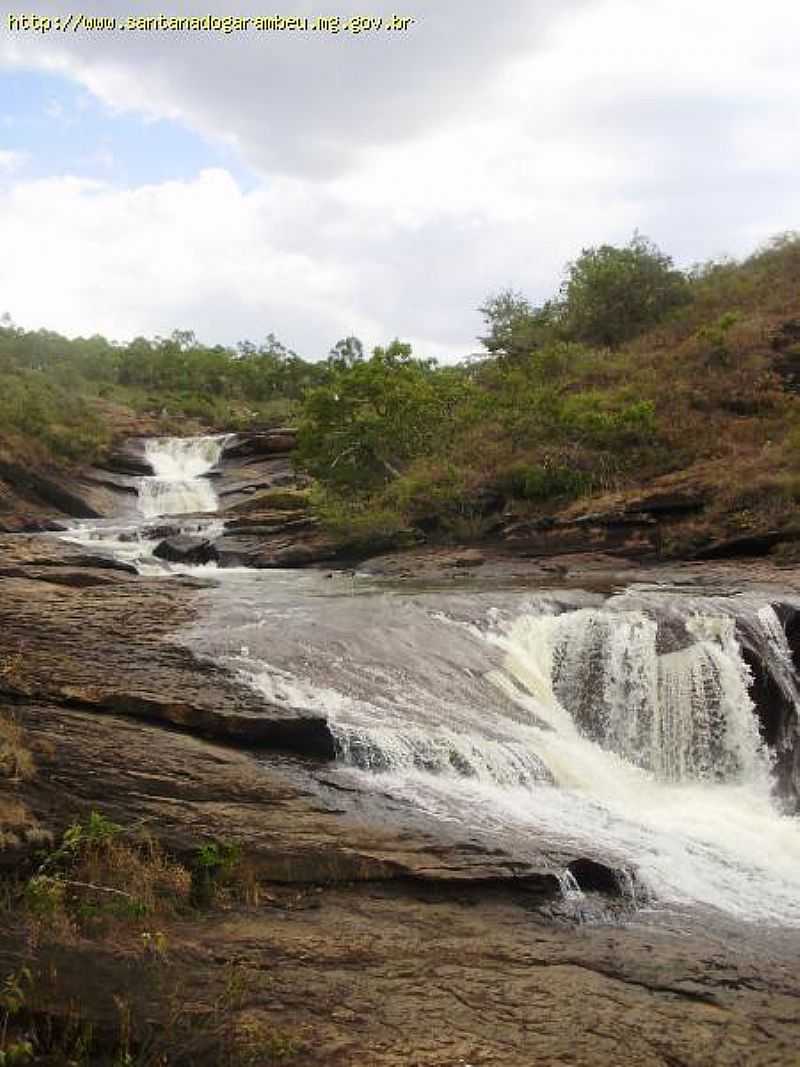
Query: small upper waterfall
xmin=138 ymin=436 xmax=227 ymax=518
xmin=59 ymin=434 xmax=229 ymax=570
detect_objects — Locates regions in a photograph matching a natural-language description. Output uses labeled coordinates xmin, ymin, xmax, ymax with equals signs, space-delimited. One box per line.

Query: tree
xmin=561 ymin=234 xmax=691 ymax=347
xmin=478 ymin=289 xmax=560 ymax=363
xmin=327 ymin=336 xmax=364 ymax=373
xmin=297 ymin=342 xmax=466 ymax=493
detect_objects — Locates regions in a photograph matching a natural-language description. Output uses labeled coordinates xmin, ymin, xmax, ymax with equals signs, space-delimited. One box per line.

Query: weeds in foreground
xmin=0 ymin=958 xmax=303 ymax=1065
xmin=19 ymin=813 xmax=259 ymax=942
xmin=25 ymin=813 xmax=190 ymax=943
xmin=0 ymin=709 xmax=34 ymax=784
xmin=1 ymin=814 xmax=302 ymax=1064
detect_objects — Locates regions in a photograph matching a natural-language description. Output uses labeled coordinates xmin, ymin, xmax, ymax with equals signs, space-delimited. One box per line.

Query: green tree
xmin=561 ymin=233 xmax=691 ymax=347
xmin=297 ymin=342 xmax=470 ymax=493
xmin=327 ymin=335 xmax=365 ymax=373
xmin=478 ymin=289 xmax=560 ymax=363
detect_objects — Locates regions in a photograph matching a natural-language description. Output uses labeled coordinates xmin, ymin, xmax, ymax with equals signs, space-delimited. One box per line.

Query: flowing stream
xmin=138 ymin=435 xmax=227 ymax=518
xmin=63 ymin=436 xmax=800 ymax=930
xmin=64 ymin=435 xmax=228 ymax=569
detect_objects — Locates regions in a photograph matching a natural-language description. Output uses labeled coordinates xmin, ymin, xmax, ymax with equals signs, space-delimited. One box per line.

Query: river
xmin=63 ymin=435 xmax=800 ymax=935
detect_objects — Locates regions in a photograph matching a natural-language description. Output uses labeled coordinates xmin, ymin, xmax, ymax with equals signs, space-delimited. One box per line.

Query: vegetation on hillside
xmin=3 ymin=232 xmax=800 ymax=550
xmin=297 ymin=233 xmax=800 ymax=546
xmin=0 ymin=320 xmax=328 ymax=464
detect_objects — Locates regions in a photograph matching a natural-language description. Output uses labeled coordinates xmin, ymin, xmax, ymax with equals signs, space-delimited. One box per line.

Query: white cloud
xmin=0 ymin=169 xmax=378 ymax=353
xmin=0 ymin=0 xmax=799 ymax=355
xmin=0 ymin=0 xmax=577 ymax=176
xmin=0 ymin=148 xmax=27 ymax=171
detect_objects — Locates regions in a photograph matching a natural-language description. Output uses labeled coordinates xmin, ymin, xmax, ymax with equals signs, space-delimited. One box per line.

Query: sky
xmin=1 ymin=0 xmax=799 ymax=361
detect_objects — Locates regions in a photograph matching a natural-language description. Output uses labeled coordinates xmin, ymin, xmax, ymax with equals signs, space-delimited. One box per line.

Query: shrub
xmin=385 ymin=462 xmax=475 ymax=523
xmin=694 ymin=311 xmax=742 ymax=367
xmin=497 ymin=462 xmax=590 ymax=502
xmin=28 ymin=813 xmax=190 ymax=935
xmin=478 ymin=290 xmax=562 ymax=362
xmin=311 ymin=487 xmax=411 ymax=553
xmin=190 ymin=841 xmax=242 ymax=909
xmin=561 ymin=233 xmax=692 ymax=347
xmin=557 ymin=395 xmax=657 ymax=449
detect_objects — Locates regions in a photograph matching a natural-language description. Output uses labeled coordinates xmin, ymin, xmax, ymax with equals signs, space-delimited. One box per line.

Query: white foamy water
xmin=189 ymin=572 xmax=800 ymax=928
xmin=54 ymin=439 xmax=800 ymax=930
xmin=138 ymin=435 xmax=227 ymax=518
xmin=61 ymin=434 xmax=228 ymax=569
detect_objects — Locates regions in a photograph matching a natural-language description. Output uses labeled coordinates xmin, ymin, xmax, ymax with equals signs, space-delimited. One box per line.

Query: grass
xmin=0 ymin=811 xmax=301 ymax=1064
xmin=0 ymin=957 xmax=304 ymax=1066
xmin=0 ymin=713 xmax=34 ymax=785
xmin=9 ymin=811 xmax=266 ymax=945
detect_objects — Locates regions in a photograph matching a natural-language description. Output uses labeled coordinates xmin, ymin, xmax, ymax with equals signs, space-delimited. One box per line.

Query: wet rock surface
xmin=3 ymin=434 xmax=800 ymax=1062
xmin=3 ymin=701 xmax=800 ymax=1065
xmin=0 ymin=538 xmax=334 ymax=756
xmin=153 ymin=533 xmax=220 ymax=565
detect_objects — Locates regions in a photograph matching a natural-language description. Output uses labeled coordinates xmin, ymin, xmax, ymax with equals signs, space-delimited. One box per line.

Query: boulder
xmin=153 ymin=535 xmax=220 ymax=565
xmin=95 ymin=438 xmax=153 ymax=477
xmin=215 ymin=532 xmax=335 ymax=569
xmin=222 ymin=430 xmax=298 ymax=460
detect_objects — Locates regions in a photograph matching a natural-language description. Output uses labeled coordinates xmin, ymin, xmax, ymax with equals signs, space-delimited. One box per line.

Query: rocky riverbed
xmin=2 ymin=433 xmax=800 ymax=1064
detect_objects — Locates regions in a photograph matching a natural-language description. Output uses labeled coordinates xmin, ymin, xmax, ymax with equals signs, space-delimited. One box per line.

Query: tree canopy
xmin=559 ymin=234 xmax=691 ymax=347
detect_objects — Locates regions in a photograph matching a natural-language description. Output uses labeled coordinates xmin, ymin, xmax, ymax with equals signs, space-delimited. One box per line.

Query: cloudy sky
xmin=1 ymin=0 xmax=799 ymax=360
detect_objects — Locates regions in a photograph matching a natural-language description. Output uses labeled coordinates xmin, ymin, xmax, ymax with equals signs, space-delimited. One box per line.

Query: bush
xmin=694 ymin=312 xmax=742 ymax=367
xmin=561 ymin=234 xmax=692 ymax=347
xmin=385 ymin=462 xmax=475 ymax=522
xmin=497 ymin=462 xmax=589 ymax=502
xmin=312 ymin=489 xmax=412 ymax=554
xmin=478 ymin=290 xmax=561 ymax=362
xmin=557 ymin=395 xmax=657 ymax=448
xmin=189 ymin=841 xmax=242 ymax=909
xmin=27 ymin=812 xmax=190 ymax=935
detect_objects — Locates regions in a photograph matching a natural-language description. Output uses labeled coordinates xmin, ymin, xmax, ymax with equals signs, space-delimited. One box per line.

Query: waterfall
xmin=195 ymin=578 xmax=800 ymax=925
xmin=138 ymin=436 xmax=227 ymax=518
xmin=494 ymin=607 xmax=769 ymax=786
xmin=59 ymin=434 xmax=229 ymax=569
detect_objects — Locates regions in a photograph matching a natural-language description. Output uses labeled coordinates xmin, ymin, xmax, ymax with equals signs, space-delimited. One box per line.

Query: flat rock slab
xmin=11 ymin=703 xmax=572 ymax=887
xmin=1 ymin=848 xmax=799 ymax=1065
xmin=159 ymin=890 xmax=800 ymax=1067
xmin=215 ymin=455 xmax=301 ymax=508
xmin=0 ymin=546 xmax=333 ymax=757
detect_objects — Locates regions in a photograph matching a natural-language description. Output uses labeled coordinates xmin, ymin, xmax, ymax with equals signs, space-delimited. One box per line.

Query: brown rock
xmin=0 ymin=545 xmax=334 ymax=758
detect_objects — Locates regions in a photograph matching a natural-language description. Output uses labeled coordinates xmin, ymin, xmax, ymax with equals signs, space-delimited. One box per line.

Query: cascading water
xmin=138 ymin=435 xmax=227 ymax=518
xmin=60 ymin=434 xmax=228 ymax=568
xmin=54 ymin=442 xmax=800 ymax=928
xmin=186 ymin=574 xmax=800 ymax=928
xmin=492 ymin=606 xmax=767 ymax=784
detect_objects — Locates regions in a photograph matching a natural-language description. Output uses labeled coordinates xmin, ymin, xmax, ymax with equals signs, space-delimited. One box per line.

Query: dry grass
xmin=0 ymin=797 xmax=36 ymax=852
xmin=20 ymin=815 xmax=264 ymax=952
xmin=72 ymin=833 xmax=192 ymax=921
xmin=0 ymin=711 xmax=35 ymax=783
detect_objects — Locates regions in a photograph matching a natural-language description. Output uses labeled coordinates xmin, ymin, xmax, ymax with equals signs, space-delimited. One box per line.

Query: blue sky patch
xmin=0 ymin=68 xmax=254 ymax=187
